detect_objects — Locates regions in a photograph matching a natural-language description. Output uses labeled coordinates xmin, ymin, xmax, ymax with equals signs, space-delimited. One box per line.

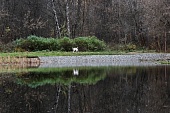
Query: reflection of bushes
xmin=15 ymin=66 xmax=141 ymax=88
xmin=16 ymin=67 xmax=106 ymax=88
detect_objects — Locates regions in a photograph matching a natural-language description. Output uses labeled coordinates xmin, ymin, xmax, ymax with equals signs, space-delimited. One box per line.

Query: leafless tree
xmin=0 ymin=0 xmax=169 ymax=50
xmin=51 ymin=0 xmax=61 ymax=38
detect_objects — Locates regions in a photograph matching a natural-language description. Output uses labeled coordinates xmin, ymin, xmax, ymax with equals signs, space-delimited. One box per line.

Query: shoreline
xmin=0 ymin=53 xmax=169 ymax=68
xmin=39 ymin=53 xmax=170 ymax=67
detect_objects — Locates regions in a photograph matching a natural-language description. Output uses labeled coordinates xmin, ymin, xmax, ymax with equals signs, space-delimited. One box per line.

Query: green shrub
xmin=58 ymin=37 xmax=74 ymax=51
xmin=45 ymin=38 xmax=59 ymax=51
xmin=14 ymin=35 xmax=59 ymax=51
xmin=74 ymin=37 xmax=89 ymax=51
xmin=87 ymin=36 xmax=106 ymax=51
xmin=14 ymin=35 xmax=106 ymax=52
xmin=74 ymin=36 xmax=106 ymax=51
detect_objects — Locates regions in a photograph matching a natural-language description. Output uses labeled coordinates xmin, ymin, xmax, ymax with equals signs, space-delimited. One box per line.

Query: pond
xmin=0 ymin=65 xmax=170 ymax=113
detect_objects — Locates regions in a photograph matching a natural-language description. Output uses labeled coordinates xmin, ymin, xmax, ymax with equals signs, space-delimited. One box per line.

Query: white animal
xmin=72 ymin=47 xmax=78 ymax=52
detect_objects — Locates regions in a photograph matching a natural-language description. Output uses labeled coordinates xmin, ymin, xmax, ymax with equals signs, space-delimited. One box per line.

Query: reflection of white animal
xmin=73 ymin=69 xmax=79 ymax=75
xmin=72 ymin=47 xmax=78 ymax=52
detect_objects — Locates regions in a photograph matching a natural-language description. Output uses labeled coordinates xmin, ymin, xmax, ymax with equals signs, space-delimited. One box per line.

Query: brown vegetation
xmin=0 ymin=56 xmax=40 ymax=68
xmin=0 ymin=0 xmax=169 ymax=51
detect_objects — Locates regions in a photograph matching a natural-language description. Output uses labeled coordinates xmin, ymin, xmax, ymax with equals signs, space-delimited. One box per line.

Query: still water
xmin=0 ymin=66 xmax=170 ymax=113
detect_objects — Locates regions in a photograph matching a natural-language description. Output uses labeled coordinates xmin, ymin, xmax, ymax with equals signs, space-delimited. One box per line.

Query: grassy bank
xmin=0 ymin=51 xmax=122 ymax=57
xmin=0 ymin=50 xmax=157 ymax=57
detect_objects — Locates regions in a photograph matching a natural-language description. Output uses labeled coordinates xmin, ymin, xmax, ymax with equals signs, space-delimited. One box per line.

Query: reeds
xmin=0 ymin=56 xmax=40 ymax=67
xmin=0 ymin=56 xmax=40 ymax=73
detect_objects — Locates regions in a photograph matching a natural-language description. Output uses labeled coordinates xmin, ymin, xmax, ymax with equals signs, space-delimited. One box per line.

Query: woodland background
xmin=0 ymin=0 xmax=170 ymax=51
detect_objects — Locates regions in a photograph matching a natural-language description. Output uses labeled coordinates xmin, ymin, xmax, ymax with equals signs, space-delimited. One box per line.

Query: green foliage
xmin=16 ymin=67 xmax=107 ymax=87
xmin=15 ymin=66 xmax=140 ymax=88
xmin=87 ymin=36 xmax=106 ymax=51
xmin=74 ymin=37 xmax=89 ymax=51
xmin=15 ymin=35 xmax=59 ymax=51
xmin=58 ymin=37 xmax=74 ymax=51
xmin=14 ymin=35 xmax=106 ymax=52
xmin=74 ymin=36 xmax=106 ymax=51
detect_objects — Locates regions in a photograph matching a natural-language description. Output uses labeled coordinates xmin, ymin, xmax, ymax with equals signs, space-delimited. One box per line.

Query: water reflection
xmin=73 ymin=69 xmax=79 ymax=76
xmin=0 ymin=66 xmax=170 ymax=113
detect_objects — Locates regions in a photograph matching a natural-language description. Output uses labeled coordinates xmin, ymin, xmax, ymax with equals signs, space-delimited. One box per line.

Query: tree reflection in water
xmin=53 ymin=84 xmax=61 ymax=113
xmin=0 ymin=66 xmax=170 ymax=113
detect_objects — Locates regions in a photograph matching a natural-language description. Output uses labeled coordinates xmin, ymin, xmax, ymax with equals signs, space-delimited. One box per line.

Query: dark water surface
xmin=1 ymin=66 xmax=170 ymax=113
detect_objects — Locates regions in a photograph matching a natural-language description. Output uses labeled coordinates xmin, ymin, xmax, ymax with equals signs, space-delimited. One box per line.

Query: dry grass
xmin=0 ymin=56 xmax=40 ymax=66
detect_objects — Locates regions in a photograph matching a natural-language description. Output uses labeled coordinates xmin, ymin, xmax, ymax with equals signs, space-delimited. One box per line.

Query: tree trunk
xmin=51 ymin=0 xmax=61 ymax=38
xmin=164 ymin=32 xmax=167 ymax=53
xmin=54 ymin=85 xmax=61 ymax=113
xmin=66 ymin=0 xmax=71 ymax=38
xmin=68 ymin=85 xmax=71 ymax=113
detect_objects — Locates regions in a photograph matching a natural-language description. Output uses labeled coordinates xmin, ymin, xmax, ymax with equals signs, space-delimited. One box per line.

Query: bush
xmin=87 ymin=36 xmax=106 ymax=51
xmin=14 ymin=35 xmax=59 ymax=51
xmin=74 ymin=36 xmax=106 ymax=51
xmin=58 ymin=37 xmax=74 ymax=51
xmin=14 ymin=35 xmax=106 ymax=52
xmin=73 ymin=37 xmax=89 ymax=51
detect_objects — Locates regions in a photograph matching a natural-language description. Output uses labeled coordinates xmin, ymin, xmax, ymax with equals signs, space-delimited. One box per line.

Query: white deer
xmin=72 ymin=47 xmax=78 ymax=52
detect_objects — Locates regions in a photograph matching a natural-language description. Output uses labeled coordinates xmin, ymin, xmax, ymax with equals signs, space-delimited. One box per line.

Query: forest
xmin=0 ymin=0 xmax=170 ymax=52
